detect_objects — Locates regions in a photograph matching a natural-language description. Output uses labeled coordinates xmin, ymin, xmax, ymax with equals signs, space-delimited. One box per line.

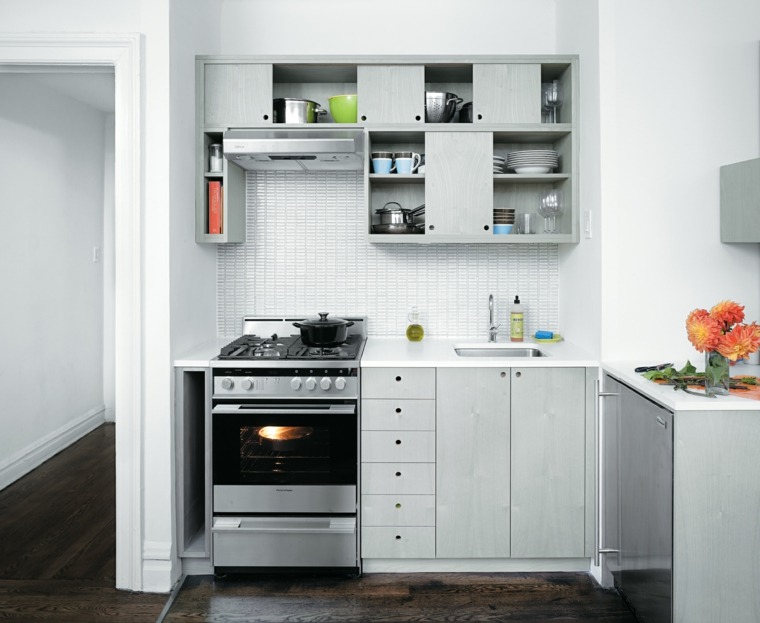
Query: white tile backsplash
xmin=217 ymin=171 xmax=559 ymax=339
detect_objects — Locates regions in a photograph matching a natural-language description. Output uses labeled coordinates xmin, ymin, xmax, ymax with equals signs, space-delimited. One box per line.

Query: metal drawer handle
xmin=657 ymin=415 xmax=668 ymax=429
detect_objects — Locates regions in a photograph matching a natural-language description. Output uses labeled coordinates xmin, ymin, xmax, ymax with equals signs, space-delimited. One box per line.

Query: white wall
xmin=219 ymin=0 xmax=557 ymax=56
xmin=555 ymin=0 xmax=602 ymax=357
xmin=600 ymin=0 xmax=760 ymax=362
xmin=0 ymin=74 xmax=107 ymax=485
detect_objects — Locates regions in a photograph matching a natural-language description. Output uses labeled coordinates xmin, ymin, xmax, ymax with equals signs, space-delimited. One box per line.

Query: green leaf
xmin=679 ymin=360 xmax=697 ymax=375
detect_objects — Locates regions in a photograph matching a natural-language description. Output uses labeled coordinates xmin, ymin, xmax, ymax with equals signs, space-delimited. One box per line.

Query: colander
xmin=425 ymin=91 xmax=463 ymax=123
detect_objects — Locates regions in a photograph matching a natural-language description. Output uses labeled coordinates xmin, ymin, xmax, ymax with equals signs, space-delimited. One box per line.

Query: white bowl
xmin=513 ymin=165 xmax=552 ymax=174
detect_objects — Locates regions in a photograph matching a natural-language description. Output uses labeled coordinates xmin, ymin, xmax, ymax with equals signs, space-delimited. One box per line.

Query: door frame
xmin=0 ymin=33 xmax=143 ymax=591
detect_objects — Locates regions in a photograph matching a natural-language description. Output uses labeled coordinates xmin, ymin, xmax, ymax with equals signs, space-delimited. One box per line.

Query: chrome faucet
xmin=488 ymin=294 xmax=500 ymax=342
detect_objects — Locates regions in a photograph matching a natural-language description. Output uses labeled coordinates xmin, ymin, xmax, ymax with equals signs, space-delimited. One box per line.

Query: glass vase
xmin=704 ymin=350 xmax=730 ymax=396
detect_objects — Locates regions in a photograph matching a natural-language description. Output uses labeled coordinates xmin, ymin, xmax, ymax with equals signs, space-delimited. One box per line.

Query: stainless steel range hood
xmin=223 ymin=128 xmax=365 ymax=172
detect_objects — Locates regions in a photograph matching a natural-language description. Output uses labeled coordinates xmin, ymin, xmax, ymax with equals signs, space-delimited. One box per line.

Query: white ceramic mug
xmin=394 ymin=152 xmax=421 ymax=175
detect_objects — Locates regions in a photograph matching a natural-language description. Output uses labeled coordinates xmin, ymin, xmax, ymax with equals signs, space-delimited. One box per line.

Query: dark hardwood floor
xmin=0 ymin=423 xmax=167 ymax=622
xmin=163 ymin=572 xmax=639 ymax=623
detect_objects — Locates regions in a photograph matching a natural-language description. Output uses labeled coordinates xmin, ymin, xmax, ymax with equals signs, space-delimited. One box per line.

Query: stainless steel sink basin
xmin=454 ymin=343 xmax=548 ymax=358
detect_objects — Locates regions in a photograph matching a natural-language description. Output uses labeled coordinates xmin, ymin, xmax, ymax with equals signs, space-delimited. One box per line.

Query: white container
xmin=209 ymin=143 xmax=223 ymax=172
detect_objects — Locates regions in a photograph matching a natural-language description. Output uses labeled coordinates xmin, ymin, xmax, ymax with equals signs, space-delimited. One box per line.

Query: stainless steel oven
xmin=209 ymin=317 xmax=365 ymax=573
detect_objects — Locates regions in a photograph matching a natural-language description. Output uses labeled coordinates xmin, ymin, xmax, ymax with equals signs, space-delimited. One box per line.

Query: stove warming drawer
xmin=212 ymin=516 xmax=357 ymax=569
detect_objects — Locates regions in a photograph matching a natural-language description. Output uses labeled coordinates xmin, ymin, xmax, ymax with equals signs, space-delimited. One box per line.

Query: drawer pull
xmin=515 ymin=371 xmax=522 ymax=378
xmin=395 ymin=439 xmax=402 ymax=445
xmin=395 ymin=376 xmax=402 ymax=382
xmin=395 ymin=535 xmax=402 ymax=540
xmin=395 ymin=407 xmax=402 ymax=413
xmin=395 ymin=471 xmax=401 ymax=477
xmin=395 ymin=503 xmax=402 ymax=509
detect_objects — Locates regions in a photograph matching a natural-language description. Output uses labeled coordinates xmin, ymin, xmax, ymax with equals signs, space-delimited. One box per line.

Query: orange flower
xmin=716 ymin=323 xmax=760 ymax=361
xmin=710 ymin=300 xmax=745 ymax=328
xmin=686 ymin=308 xmax=721 ymax=352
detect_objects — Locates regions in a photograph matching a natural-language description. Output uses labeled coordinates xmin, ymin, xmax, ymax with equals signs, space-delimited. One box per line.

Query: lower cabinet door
xmin=361 ymin=527 xmax=435 ymax=558
xmin=510 ymin=367 xmax=586 ymax=557
xmin=436 ymin=368 xmax=511 ymax=558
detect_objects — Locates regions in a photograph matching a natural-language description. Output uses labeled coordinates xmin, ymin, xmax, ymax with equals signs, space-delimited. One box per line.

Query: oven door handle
xmin=212 ymin=404 xmax=356 ymax=416
xmin=212 ymin=516 xmax=356 ymax=534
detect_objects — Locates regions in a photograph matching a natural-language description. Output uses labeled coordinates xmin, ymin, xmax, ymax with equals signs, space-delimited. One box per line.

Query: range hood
xmin=223 ymin=128 xmax=365 ymax=172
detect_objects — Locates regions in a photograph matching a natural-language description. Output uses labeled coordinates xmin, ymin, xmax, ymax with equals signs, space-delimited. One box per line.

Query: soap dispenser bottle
xmin=406 ymin=306 xmax=425 ymax=342
xmin=510 ymin=296 xmax=524 ymax=342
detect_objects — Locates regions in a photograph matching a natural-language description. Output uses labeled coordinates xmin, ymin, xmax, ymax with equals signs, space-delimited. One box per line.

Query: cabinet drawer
xmin=362 ymin=368 xmax=435 ymax=399
xmin=361 ymin=494 xmax=435 ymax=527
xmin=362 ymin=431 xmax=435 ymax=463
xmin=361 ymin=463 xmax=435 ymax=495
xmin=362 ymin=399 xmax=435 ymax=431
xmin=361 ymin=527 xmax=435 ymax=558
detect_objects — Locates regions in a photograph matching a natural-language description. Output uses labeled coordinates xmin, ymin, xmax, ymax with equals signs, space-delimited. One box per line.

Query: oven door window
xmin=212 ymin=403 xmax=357 ymax=486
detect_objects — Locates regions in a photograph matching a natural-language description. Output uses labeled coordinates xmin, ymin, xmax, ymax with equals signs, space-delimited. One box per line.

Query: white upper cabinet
xmin=357 ymin=65 xmax=425 ymax=124
xmin=472 ymin=64 xmax=541 ymax=124
xmin=203 ymin=63 xmax=273 ymax=127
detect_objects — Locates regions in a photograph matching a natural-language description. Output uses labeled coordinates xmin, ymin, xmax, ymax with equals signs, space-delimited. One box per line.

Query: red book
xmin=208 ymin=181 xmax=222 ymax=234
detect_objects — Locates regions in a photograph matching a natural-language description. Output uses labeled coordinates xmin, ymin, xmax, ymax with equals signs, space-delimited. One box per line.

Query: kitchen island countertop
xmin=360 ymin=337 xmax=597 ymax=368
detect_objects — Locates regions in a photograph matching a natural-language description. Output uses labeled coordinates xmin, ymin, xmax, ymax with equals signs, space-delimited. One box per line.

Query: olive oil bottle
xmin=406 ymin=306 xmax=425 ymax=342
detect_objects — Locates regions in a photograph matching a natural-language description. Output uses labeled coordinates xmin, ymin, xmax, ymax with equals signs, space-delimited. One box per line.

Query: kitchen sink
xmin=454 ymin=343 xmax=548 ymax=358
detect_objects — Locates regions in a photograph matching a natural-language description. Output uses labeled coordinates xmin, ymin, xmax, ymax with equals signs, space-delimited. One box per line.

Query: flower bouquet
xmin=686 ymin=300 xmax=760 ymax=396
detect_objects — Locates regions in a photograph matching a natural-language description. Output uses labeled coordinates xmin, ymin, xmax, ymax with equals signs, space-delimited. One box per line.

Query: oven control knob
xmin=305 ymin=377 xmax=317 ymax=391
xmin=320 ymin=377 xmax=332 ymax=391
xmin=335 ymin=377 xmax=347 ymax=391
xmin=241 ymin=378 xmax=253 ymax=391
xmin=220 ymin=377 xmax=234 ymax=390
xmin=290 ymin=377 xmax=302 ymax=390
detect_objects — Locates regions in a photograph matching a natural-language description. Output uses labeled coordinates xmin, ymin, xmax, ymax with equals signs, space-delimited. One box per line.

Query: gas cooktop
xmin=211 ymin=316 xmax=367 ymax=369
xmin=218 ymin=333 xmax=364 ymax=361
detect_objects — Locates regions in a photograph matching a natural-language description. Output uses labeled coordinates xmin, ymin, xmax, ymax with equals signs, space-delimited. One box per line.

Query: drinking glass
xmin=542 ymin=80 xmax=562 ymax=123
xmin=539 ymin=188 xmax=564 ymax=233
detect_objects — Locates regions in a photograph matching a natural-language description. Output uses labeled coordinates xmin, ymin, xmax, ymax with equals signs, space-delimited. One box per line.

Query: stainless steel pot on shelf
xmin=372 ymin=202 xmax=425 ymax=234
xmin=273 ymin=98 xmax=327 ymax=123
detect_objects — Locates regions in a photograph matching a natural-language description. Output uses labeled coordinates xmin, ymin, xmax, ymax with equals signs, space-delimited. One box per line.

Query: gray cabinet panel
xmin=720 ymin=158 xmax=760 ymax=242
xmin=473 ymin=64 xmax=541 ymax=124
xmin=357 ymin=65 xmax=424 ymax=124
xmin=436 ymin=367 xmax=510 ymax=558
xmin=204 ymin=63 xmax=272 ymax=127
xmin=674 ymin=410 xmax=760 ymax=623
xmin=425 ymin=132 xmax=493 ymax=236
xmin=510 ymin=367 xmax=586 ymax=558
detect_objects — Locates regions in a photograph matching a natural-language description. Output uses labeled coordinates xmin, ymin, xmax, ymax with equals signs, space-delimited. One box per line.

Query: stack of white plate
xmin=493 ymin=155 xmax=506 ymax=173
xmin=506 ymin=150 xmax=558 ymax=174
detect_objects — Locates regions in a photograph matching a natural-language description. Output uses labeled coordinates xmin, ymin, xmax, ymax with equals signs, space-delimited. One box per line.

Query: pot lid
xmin=297 ymin=312 xmax=351 ymax=328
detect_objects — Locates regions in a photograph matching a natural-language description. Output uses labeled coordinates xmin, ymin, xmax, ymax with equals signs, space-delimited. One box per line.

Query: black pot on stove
xmin=293 ymin=312 xmax=355 ymax=347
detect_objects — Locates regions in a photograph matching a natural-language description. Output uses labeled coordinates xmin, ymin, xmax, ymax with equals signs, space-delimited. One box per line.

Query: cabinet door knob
xmin=515 ymin=371 xmax=522 ymax=378
xmin=395 ymin=471 xmax=402 ymax=477
xmin=395 ymin=376 xmax=402 ymax=382
xmin=395 ymin=407 xmax=402 ymax=413
xmin=395 ymin=439 xmax=402 ymax=445
xmin=395 ymin=503 xmax=402 ymax=509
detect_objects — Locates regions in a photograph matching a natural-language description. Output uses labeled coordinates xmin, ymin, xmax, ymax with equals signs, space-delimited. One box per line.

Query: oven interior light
xmin=259 ymin=426 xmax=313 ymax=441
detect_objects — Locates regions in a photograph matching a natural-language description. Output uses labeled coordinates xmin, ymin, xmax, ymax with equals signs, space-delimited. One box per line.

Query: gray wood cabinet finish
xmin=510 ymin=367 xmax=587 ymax=557
xmin=720 ymin=157 xmax=760 ymax=242
xmin=361 ymin=399 xmax=436 ymax=431
xmin=436 ymin=367 xmax=511 ymax=558
xmin=361 ymin=367 xmax=436 ymax=400
xmin=473 ymin=64 xmax=541 ymax=124
xmin=425 ymin=132 xmax=493 ymax=236
xmin=674 ymin=409 xmax=760 ymax=622
xmin=203 ymin=63 xmax=272 ymax=127
xmin=357 ymin=65 xmax=424 ymax=124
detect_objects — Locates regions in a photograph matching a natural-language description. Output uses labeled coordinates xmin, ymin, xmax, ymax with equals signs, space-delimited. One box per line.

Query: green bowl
xmin=328 ymin=94 xmax=358 ymax=123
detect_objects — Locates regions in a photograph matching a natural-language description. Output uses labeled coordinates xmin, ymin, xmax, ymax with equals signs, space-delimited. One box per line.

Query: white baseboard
xmin=361 ymin=558 xmax=591 ymax=573
xmin=0 ymin=406 xmax=106 ymax=491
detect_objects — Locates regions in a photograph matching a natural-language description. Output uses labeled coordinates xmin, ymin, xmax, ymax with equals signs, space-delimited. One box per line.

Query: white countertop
xmin=603 ymin=360 xmax=760 ymax=412
xmin=173 ymin=338 xmax=232 ymax=367
xmin=360 ymin=337 xmax=597 ymax=368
